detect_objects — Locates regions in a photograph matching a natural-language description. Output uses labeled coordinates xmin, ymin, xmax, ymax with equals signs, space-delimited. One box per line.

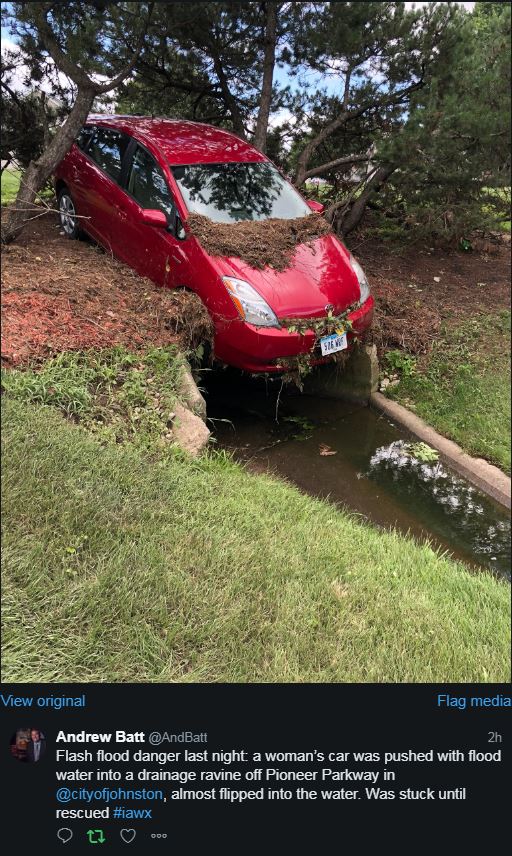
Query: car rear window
xmin=88 ymin=128 xmax=130 ymax=183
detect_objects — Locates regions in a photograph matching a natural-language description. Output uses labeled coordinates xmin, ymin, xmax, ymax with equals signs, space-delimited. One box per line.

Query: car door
xmin=78 ymin=126 xmax=132 ymax=252
xmin=114 ymin=142 xmax=186 ymax=288
xmin=63 ymin=125 xmax=96 ymax=223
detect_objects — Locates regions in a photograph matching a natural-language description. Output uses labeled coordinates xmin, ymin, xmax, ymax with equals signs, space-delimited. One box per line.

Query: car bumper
xmin=214 ymin=296 xmax=375 ymax=373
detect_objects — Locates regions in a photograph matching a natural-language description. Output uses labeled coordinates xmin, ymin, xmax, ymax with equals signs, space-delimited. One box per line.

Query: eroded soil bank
xmin=1 ymin=214 xmax=212 ymax=367
xmin=354 ymin=233 xmax=511 ymax=357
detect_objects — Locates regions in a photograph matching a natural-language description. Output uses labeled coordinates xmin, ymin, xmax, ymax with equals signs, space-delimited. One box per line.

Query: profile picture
xmin=10 ymin=728 xmax=46 ymax=763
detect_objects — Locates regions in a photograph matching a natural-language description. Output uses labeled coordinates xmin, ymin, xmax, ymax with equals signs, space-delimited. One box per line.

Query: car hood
xmin=206 ymin=233 xmax=361 ymax=318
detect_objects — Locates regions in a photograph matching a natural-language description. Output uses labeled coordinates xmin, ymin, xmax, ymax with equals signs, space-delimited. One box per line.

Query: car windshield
xmin=171 ymin=161 xmax=311 ymax=223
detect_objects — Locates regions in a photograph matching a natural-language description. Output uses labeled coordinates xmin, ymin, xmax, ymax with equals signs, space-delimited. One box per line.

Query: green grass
xmin=2 ymin=398 xmax=510 ymax=683
xmin=387 ymin=312 xmax=511 ymax=473
xmin=1 ymin=169 xmax=21 ymax=204
xmin=1 ymin=346 xmax=184 ymax=452
xmin=1 ymin=167 xmax=54 ymax=205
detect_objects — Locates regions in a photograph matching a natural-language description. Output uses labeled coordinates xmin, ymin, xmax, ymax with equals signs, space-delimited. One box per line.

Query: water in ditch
xmin=203 ymin=369 xmax=511 ymax=580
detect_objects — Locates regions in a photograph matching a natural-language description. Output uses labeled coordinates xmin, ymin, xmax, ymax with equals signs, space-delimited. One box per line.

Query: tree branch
xmin=1 ymin=79 xmax=25 ymax=110
xmin=96 ymin=3 xmax=155 ymax=93
xmin=294 ymin=78 xmax=424 ymax=186
xmin=208 ymin=40 xmax=246 ymax=138
xmin=30 ymin=7 xmax=96 ymax=91
xmin=303 ymin=153 xmax=370 ymax=181
xmin=339 ymin=163 xmax=397 ymax=234
xmin=30 ymin=2 xmax=154 ymax=95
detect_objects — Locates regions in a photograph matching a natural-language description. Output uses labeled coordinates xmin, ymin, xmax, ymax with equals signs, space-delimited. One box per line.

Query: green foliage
xmin=282 ymin=306 xmax=354 ymax=338
xmin=373 ymin=3 xmax=511 ymax=242
xmin=282 ymin=414 xmax=315 ymax=440
xmin=117 ymin=2 xmax=292 ymax=135
xmin=1 ymin=346 xmax=184 ymax=453
xmin=0 ymin=1 xmax=153 ymax=210
xmin=2 ymin=1 xmax=510 ymax=241
xmin=0 ymin=87 xmax=54 ymax=169
xmin=287 ymin=2 xmax=510 ymax=238
xmin=5 ymin=2 xmax=153 ymax=86
xmin=278 ymin=308 xmax=355 ymax=387
xmin=405 ymin=442 xmax=439 ymax=463
xmin=383 ymin=350 xmax=417 ymax=378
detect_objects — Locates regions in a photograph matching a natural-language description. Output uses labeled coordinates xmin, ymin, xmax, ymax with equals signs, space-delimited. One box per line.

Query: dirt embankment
xmin=187 ymin=212 xmax=332 ymax=271
xmin=1 ymin=214 xmax=213 ymax=367
xmin=2 ymin=212 xmax=509 ymax=368
xmin=353 ymin=234 xmax=511 ymax=357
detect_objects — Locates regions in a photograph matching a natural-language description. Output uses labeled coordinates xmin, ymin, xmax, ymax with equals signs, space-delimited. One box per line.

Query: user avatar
xmin=10 ymin=728 xmax=46 ymax=763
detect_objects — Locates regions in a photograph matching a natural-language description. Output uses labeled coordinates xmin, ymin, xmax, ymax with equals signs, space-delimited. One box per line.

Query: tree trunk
xmin=210 ymin=49 xmax=247 ymax=140
xmin=339 ymin=164 xmax=397 ymax=235
xmin=2 ymin=87 xmax=95 ymax=244
xmin=252 ymin=2 xmax=278 ymax=153
xmin=2 ymin=2 xmax=153 ymax=244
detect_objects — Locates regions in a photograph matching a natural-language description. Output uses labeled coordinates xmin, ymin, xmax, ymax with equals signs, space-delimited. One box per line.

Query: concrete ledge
xmin=370 ymin=392 xmax=511 ymax=510
xmin=179 ymin=362 xmax=207 ymax=419
xmin=171 ymin=401 xmax=210 ymax=457
xmin=303 ymin=343 xmax=379 ymax=402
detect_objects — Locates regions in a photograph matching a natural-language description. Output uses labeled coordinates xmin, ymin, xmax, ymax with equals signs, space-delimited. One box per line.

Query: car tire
xmin=58 ymin=189 xmax=81 ymax=239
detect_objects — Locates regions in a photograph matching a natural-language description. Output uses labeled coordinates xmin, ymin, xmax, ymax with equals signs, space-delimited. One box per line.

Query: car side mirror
xmin=175 ymin=213 xmax=186 ymax=240
xmin=165 ymin=208 xmax=186 ymax=239
xmin=141 ymin=209 xmax=168 ymax=228
xmin=307 ymin=199 xmax=325 ymax=214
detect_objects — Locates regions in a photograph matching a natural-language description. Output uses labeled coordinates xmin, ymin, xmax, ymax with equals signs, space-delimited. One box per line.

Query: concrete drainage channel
xmin=369 ymin=392 xmax=511 ymax=511
xmin=199 ymin=346 xmax=511 ymax=580
xmin=303 ymin=344 xmax=511 ymax=511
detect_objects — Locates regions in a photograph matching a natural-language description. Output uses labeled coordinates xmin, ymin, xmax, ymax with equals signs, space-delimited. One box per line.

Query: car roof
xmin=87 ymin=116 xmax=267 ymax=166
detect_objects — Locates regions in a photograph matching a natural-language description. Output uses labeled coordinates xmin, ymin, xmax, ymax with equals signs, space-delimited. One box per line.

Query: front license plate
xmin=320 ymin=331 xmax=348 ymax=356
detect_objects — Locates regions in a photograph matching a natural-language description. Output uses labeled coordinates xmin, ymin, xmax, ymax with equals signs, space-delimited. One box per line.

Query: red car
xmin=54 ymin=116 xmax=374 ymax=372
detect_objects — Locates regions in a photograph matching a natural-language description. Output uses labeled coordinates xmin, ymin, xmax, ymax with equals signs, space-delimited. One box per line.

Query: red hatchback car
xmin=54 ymin=116 xmax=374 ymax=372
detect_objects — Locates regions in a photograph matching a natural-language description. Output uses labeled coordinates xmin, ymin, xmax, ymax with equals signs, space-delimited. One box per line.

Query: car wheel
xmin=58 ymin=189 xmax=81 ymax=239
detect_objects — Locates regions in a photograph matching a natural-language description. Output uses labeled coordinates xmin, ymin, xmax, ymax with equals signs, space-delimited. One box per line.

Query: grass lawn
xmin=1 ymin=169 xmax=21 ymax=204
xmin=1 ymin=168 xmax=53 ymax=205
xmin=2 ymin=397 xmax=510 ymax=683
xmin=386 ymin=311 xmax=511 ymax=473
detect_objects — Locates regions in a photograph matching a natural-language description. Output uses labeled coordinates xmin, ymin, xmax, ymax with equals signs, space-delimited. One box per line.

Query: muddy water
xmin=204 ymin=370 xmax=511 ymax=579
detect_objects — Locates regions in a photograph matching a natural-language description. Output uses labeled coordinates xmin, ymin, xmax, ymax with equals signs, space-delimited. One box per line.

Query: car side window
xmin=76 ymin=126 xmax=94 ymax=152
xmin=126 ymin=145 xmax=175 ymax=218
xmin=88 ymin=128 xmax=130 ymax=183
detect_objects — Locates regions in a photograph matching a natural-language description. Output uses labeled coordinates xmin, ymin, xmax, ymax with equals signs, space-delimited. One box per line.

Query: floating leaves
xmin=319 ymin=443 xmax=337 ymax=456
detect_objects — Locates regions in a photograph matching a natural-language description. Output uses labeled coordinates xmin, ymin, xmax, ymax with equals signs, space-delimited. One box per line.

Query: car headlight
xmin=222 ymin=277 xmax=280 ymax=328
xmin=349 ymin=256 xmax=371 ymax=305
